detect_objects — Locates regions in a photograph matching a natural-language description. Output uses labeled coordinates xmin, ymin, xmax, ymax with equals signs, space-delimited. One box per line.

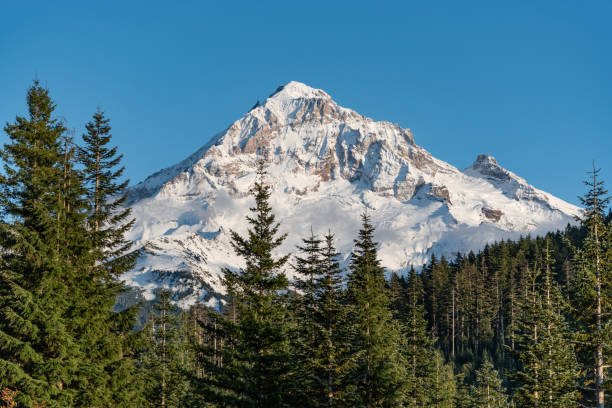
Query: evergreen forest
xmin=0 ymin=82 xmax=610 ymax=407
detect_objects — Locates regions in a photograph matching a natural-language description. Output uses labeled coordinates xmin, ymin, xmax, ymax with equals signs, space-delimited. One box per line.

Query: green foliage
xmin=0 ymin=81 xmax=80 ymax=406
xmin=470 ymin=357 xmax=508 ymax=408
xmin=0 ymin=82 xmax=139 ymax=406
xmin=79 ymin=108 xmax=135 ymax=268
xmin=312 ymin=232 xmax=353 ymax=407
xmin=511 ymin=241 xmax=579 ymax=407
xmin=194 ymin=160 xmax=292 ymax=407
xmin=139 ymin=289 xmax=191 ymax=407
xmin=427 ymin=350 xmax=457 ymax=408
xmin=345 ymin=212 xmax=407 ymax=407
xmin=290 ymin=230 xmax=353 ymax=407
xmin=402 ymin=267 xmax=435 ymax=407
xmin=1 ymin=81 xmax=609 ymax=407
xmin=289 ymin=229 xmax=323 ymax=406
xmin=570 ymin=165 xmax=611 ymax=407
xmin=69 ymin=108 xmax=141 ymax=406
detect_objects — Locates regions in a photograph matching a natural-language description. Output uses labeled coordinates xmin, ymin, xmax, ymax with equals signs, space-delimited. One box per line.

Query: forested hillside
xmin=0 ymin=82 xmax=610 ymax=407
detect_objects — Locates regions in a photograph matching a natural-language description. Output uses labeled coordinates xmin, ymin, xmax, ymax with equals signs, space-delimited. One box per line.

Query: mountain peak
xmin=474 ymin=153 xmax=499 ymax=166
xmin=465 ymin=153 xmax=511 ymax=180
xmin=124 ymin=84 xmax=580 ymax=306
xmin=266 ymin=81 xmax=331 ymax=102
xmin=463 ymin=154 xmax=536 ymax=193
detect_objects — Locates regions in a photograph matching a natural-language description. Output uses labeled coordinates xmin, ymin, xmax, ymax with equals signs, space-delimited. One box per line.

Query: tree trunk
xmin=451 ymin=284 xmax=455 ymax=358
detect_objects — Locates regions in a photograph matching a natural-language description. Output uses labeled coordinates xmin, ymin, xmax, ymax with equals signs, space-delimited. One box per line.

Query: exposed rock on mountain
xmin=123 ymin=81 xmax=579 ymax=306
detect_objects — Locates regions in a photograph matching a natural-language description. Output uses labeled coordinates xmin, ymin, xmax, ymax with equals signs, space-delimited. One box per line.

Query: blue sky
xmin=1 ymin=1 xmax=610 ymax=205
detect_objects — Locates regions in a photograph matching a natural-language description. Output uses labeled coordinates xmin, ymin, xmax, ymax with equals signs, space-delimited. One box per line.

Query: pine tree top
xmin=225 ymin=158 xmax=289 ymax=296
xmin=578 ymin=163 xmax=610 ymax=228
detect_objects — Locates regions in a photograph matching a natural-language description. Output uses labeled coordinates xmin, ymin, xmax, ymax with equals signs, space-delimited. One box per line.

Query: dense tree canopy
xmin=0 ymin=81 xmax=609 ymax=407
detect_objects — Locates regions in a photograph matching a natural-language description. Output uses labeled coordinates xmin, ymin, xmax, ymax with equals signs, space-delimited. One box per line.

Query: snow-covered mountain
xmin=123 ymin=81 xmax=579 ymax=307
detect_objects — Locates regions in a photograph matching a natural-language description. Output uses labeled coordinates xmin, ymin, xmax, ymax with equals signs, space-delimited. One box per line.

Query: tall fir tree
xmin=0 ymin=81 xmax=81 ymax=406
xmin=290 ymin=229 xmax=323 ymax=406
xmin=311 ymin=231 xmax=352 ymax=408
xmin=389 ymin=272 xmax=408 ymax=323
xmin=539 ymin=241 xmax=579 ymax=407
xmin=512 ymin=241 xmax=579 ymax=407
xmin=512 ymin=262 xmax=544 ymax=407
xmin=427 ymin=350 xmax=457 ymax=408
xmin=571 ymin=165 xmax=611 ymax=408
xmin=345 ymin=212 xmax=406 ymax=407
xmin=196 ymin=159 xmax=291 ymax=407
xmin=66 ymin=108 xmax=141 ymax=406
xmin=470 ymin=357 xmax=508 ymax=408
xmin=140 ymin=289 xmax=190 ymax=408
xmin=403 ymin=266 xmax=435 ymax=407
xmin=56 ymin=130 xmax=106 ymax=406
xmin=188 ymin=300 xmax=238 ymax=407
xmin=79 ymin=107 xmax=135 ymax=270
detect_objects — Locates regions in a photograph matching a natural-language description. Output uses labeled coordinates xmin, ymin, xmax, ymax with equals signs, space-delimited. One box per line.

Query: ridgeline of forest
xmin=0 ymin=82 xmax=610 ymax=407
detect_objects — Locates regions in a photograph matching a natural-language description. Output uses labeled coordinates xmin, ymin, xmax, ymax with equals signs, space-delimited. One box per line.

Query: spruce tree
xmin=187 ymin=301 xmax=236 ymax=407
xmin=56 ymin=131 xmax=106 ymax=406
xmin=512 ymin=263 xmax=544 ymax=406
xmin=538 ymin=242 xmax=579 ymax=407
xmin=389 ymin=272 xmax=408 ymax=322
xmin=140 ymin=289 xmax=190 ymax=408
xmin=512 ymin=242 xmax=579 ymax=407
xmin=289 ymin=229 xmax=354 ymax=407
xmin=454 ymin=368 xmax=473 ymax=408
xmin=345 ymin=213 xmax=406 ymax=407
xmin=427 ymin=350 xmax=457 ymax=408
xmin=199 ymin=159 xmax=291 ymax=407
xmin=65 ymin=108 xmax=141 ymax=406
xmin=470 ymin=357 xmax=508 ymax=408
xmin=0 ymin=81 xmax=80 ymax=406
xmin=571 ymin=165 xmax=611 ymax=408
xmin=423 ymin=255 xmax=453 ymax=348
xmin=312 ymin=231 xmax=352 ymax=408
xmin=290 ymin=229 xmax=323 ymax=406
xmin=403 ymin=266 xmax=434 ymax=407
xmin=79 ymin=107 xmax=135 ymax=270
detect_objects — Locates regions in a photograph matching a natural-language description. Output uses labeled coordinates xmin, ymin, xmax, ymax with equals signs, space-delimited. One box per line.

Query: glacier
xmin=122 ymin=81 xmax=579 ymax=307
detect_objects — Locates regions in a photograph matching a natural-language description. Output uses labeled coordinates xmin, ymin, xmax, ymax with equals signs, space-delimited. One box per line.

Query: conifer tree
xmin=571 ymin=165 xmax=611 ymax=408
xmin=0 ymin=81 xmax=80 ymax=406
xmin=199 ymin=159 xmax=291 ymax=407
xmin=290 ymin=229 xmax=323 ymax=406
xmin=423 ymin=255 xmax=453 ymax=348
xmin=389 ymin=272 xmax=408 ymax=322
xmin=64 ymin=108 xmax=141 ymax=406
xmin=512 ymin=242 xmax=579 ymax=407
xmin=312 ymin=231 xmax=352 ymax=408
xmin=404 ymin=266 xmax=434 ymax=407
xmin=188 ymin=300 xmax=240 ymax=407
xmin=454 ymin=368 xmax=474 ymax=408
xmin=56 ymin=131 xmax=109 ymax=406
xmin=539 ymin=242 xmax=579 ymax=407
xmin=140 ymin=289 xmax=190 ymax=408
xmin=79 ymin=107 xmax=135 ymax=270
xmin=427 ymin=350 xmax=457 ymax=408
xmin=470 ymin=357 xmax=508 ymax=408
xmin=513 ymin=262 xmax=544 ymax=406
xmin=345 ymin=213 xmax=406 ymax=407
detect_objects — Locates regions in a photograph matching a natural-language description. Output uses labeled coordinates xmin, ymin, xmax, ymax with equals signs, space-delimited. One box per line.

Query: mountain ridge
xmin=123 ymin=81 xmax=579 ymax=307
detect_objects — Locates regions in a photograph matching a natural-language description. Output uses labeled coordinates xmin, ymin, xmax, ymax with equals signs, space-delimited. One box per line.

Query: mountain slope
xmin=123 ymin=81 xmax=579 ymax=306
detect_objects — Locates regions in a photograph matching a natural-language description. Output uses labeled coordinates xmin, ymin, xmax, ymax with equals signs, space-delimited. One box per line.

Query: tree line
xmin=0 ymin=82 xmax=610 ymax=407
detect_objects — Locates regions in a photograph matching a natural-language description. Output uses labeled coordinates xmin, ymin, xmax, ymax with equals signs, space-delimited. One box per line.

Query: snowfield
xmin=122 ymin=81 xmax=579 ymax=307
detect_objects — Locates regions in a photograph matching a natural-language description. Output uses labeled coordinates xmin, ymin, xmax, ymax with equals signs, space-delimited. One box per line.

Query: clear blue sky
xmin=1 ymin=1 xmax=610 ymax=206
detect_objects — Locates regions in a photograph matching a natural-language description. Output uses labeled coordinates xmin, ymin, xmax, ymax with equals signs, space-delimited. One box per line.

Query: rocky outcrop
xmin=123 ymin=81 xmax=580 ymax=306
xmin=469 ymin=154 xmax=511 ymax=181
xmin=482 ymin=208 xmax=504 ymax=222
